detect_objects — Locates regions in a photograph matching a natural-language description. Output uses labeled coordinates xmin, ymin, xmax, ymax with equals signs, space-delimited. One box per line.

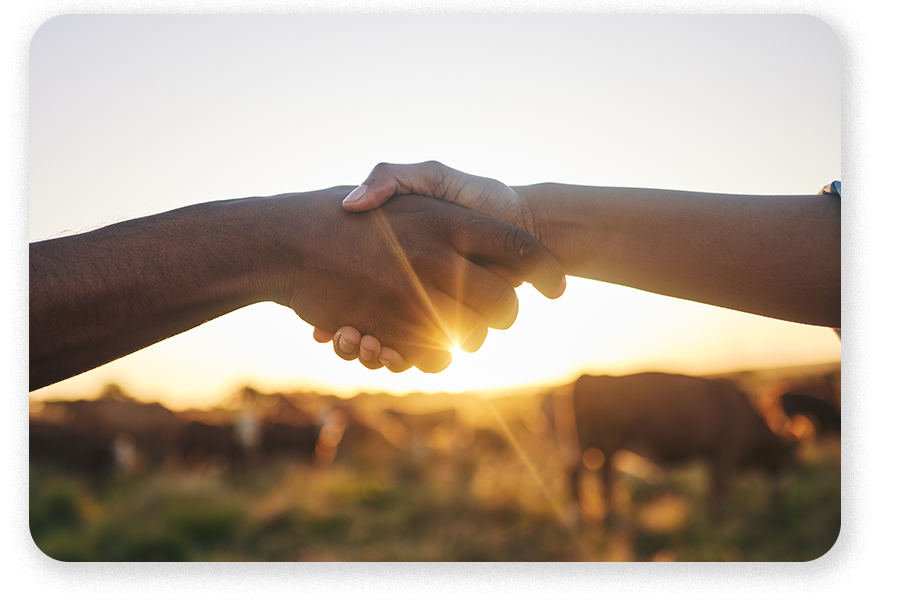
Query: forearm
xmin=516 ymin=183 xmax=840 ymax=328
xmin=29 ymin=197 xmax=275 ymax=390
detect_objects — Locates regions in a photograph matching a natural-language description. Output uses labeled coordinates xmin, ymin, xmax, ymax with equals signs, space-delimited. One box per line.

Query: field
xmin=29 ymin=363 xmax=840 ymax=562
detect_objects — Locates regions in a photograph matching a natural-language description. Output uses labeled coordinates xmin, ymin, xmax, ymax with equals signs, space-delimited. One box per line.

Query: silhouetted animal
xmin=29 ymin=421 xmax=115 ymax=474
xmin=177 ymin=420 xmax=243 ymax=467
xmin=569 ymin=373 xmax=794 ymax=518
xmin=29 ymin=395 xmax=187 ymax=471
xmin=260 ymin=421 xmax=321 ymax=460
xmin=756 ymin=375 xmax=839 ymax=440
xmin=780 ymin=393 xmax=841 ymax=437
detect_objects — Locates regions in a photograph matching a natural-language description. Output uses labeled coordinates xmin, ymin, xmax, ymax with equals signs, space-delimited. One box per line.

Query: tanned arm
xmin=30 ymin=187 xmax=565 ymax=390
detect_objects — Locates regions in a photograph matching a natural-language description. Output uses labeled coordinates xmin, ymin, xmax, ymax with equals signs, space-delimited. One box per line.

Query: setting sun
xmin=26 ymin=14 xmax=839 ymax=413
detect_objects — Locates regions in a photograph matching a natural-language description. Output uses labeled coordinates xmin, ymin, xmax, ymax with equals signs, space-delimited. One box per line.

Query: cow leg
xmin=600 ymin=456 xmax=615 ymax=522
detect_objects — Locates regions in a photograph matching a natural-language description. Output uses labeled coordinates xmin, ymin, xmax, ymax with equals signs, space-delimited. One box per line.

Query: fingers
xmin=312 ymin=327 xmax=334 ymax=343
xmin=324 ymin=326 xmax=430 ymax=373
xmin=378 ymin=346 xmax=411 ymax=373
xmin=449 ymin=216 xmax=567 ymax=300
xmin=433 ymin=253 xmax=520 ymax=331
xmin=332 ymin=326 xmax=362 ymax=361
xmin=328 ymin=327 xmax=389 ymax=371
xmin=327 ymin=184 xmax=565 ymax=375
xmin=357 ymin=334 xmax=380 ymax=365
xmin=329 ymin=327 xmax=383 ymax=370
xmin=484 ymin=264 xmax=524 ymax=288
xmin=457 ymin=324 xmax=488 ymax=353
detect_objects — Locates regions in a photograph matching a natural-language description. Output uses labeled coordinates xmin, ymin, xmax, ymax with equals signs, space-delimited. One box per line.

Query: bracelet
xmin=818 ymin=180 xmax=841 ymax=198
xmin=819 ymin=180 xmax=841 ymax=341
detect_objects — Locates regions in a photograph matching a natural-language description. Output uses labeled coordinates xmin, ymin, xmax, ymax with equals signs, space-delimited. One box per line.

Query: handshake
xmin=310 ymin=161 xmax=567 ymax=375
xmin=29 ymin=161 xmax=840 ymax=391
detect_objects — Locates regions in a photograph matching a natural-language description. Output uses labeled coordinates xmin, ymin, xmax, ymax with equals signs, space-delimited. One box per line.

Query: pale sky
xmin=27 ymin=14 xmax=841 ymax=409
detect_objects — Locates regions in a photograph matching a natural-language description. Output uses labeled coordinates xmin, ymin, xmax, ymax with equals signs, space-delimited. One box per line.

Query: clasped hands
xmin=307 ymin=162 xmax=559 ymax=374
xmin=30 ymin=159 xmax=838 ymax=391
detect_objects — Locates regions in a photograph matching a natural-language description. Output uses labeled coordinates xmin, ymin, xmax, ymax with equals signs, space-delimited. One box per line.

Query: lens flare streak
xmin=485 ymin=398 xmax=576 ymax=532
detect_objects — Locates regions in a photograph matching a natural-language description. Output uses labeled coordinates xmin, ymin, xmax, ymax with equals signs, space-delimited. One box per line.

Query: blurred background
xmin=28 ymin=14 xmax=840 ymax=561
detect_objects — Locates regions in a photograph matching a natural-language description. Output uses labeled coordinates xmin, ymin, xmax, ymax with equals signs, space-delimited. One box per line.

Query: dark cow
xmin=31 ymin=394 xmax=324 ymax=473
xmin=260 ymin=421 xmax=321 ymax=460
xmin=176 ymin=420 xmax=244 ymax=469
xmin=569 ymin=372 xmax=794 ymax=519
xmin=29 ymin=421 xmax=115 ymax=474
xmin=30 ymin=394 xmax=187 ymax=472
xmin=780 ymin=393 xmax=841 ymax=437
xmin=757 ymin=375 xmax=839 ymax=441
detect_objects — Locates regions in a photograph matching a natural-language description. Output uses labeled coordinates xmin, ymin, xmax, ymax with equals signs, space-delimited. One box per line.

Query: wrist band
xmin=818 ymin=180 xmax=841 ymax=198
xmin=818 ymin=180 xmax=841 ymax=340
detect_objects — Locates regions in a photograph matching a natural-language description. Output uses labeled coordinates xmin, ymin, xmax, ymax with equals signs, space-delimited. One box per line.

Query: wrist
xmin=218 ymin=193 xmax=309 ymax=307
xmin=512 ymin=183 xmax=569 ymax=269
xmin=246 ymin=187 xmax=355 ymax=308
xmin=511 ymin=183 xmax=609 ymax=278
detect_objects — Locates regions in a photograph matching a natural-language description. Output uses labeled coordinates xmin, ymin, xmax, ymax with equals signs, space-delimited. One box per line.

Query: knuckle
xmin=503 ymin=225 xmax=533 ymax=260
xmin=369 ymin=162 xmax=394 ymax=179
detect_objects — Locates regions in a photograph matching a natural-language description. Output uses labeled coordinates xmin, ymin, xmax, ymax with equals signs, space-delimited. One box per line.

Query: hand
xmin=312 ymin=261 xmax=530 ymax=373
xmin=263 ymin=187 xmax=565 ymax=373
xmin=317 ymin=163 xmax=564 ymax=370
xmin=341 ymin=161 xmax=535 ymax=234
xmin=313 ymin=325 xmax=410 ymax=372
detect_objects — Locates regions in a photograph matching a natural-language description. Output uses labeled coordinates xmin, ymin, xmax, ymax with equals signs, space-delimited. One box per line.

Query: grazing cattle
xmin=260 ymin=421 xmax=321 ymax=460
xmin=177 ymin=420 xmax=244 ymax=469
xmin=780 ymin=393 xmax=840 ymax=437
xmin=30 ymin=394 xmax=187 ymax=471
xmin=29 ymin=421 xmax=115 ymax=474
xmin=757 ymin=375 xmax=839 ymax=441
xmin=569 ymin=373 xmax=794 ymax=519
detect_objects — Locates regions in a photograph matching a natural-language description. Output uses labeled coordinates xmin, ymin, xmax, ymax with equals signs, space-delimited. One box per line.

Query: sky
xmin=26 ymin=14 xmax=841 ymax=409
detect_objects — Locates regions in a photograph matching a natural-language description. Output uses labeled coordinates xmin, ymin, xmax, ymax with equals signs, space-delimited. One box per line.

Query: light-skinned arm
xmin=30 ymin=186 xmax=565 ymax=390
xmin=325 ymin=161 xmax=839 ymax=364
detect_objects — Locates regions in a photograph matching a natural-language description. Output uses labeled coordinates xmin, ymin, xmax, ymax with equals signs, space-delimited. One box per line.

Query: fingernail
xmin=360 ymin=347 xmax=374 ymax=362
xmin=379 ymin=357 xmax=392 ymax=369
xmin=342 ymin=184 xmax=367 ymax=205
xmin=553 ymin=276 xmax=567 ymax=299
xmin=336 ymin=333 xmax=353 ymax=354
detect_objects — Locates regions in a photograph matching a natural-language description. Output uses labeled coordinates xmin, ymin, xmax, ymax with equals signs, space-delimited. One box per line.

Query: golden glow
xmin=369 ymin=206 xmax=517 ymax=372
xmin=485 ymin=398 xmax=574 ymax=531
xmin=449 ymin=344 xmax=463 ymax=361
xmin=26 ymin=16 xmax=841 ymax=411
xmin=369 ymin=208 xmax=455 ymax=355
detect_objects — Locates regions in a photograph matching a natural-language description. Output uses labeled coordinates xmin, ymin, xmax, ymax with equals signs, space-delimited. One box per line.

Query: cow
xmin=780 ymin=393 xmax=840 ymax=437
xmin=756 ymin=375 xmax=839 ymax=438
xmin=176 ymin=420 xmax=244 ymax=470
xmin=29 ymin=421 xmax=115 ymax=474
xmin=260 ymin=421 xmax=321 ymax=460
xmin=568 ymin=372 xmax=795 ymax=520
xmin=29 ymin=393 xmax=187 ymax=472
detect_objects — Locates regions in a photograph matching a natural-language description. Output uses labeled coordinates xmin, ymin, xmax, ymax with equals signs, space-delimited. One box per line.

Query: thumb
xmin=340 ymin=180 xmax=400 ymax=212
xmin=341 ymin=162 xmax=431 ymax=212
xmin=341 ymin=160 xmax=471 ymax=213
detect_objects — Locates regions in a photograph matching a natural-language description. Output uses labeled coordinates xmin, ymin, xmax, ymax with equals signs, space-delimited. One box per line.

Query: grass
xmin=29 ymin=432 xmax=840 ymax=562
